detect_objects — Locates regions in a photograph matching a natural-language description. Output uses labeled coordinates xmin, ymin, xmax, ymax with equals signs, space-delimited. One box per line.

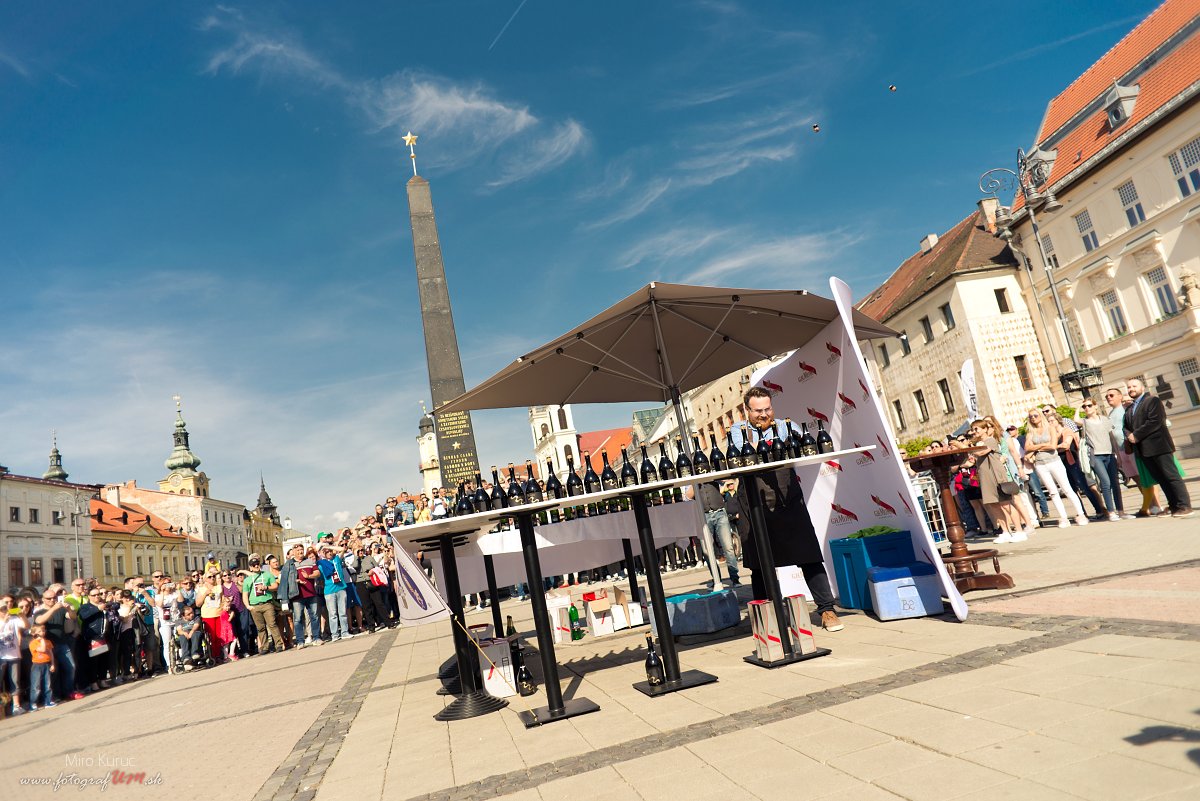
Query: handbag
xmin=368 ymin=566 xmax=390 ymax=587
xmin=998 ymin=480 xmax=1020 ymax=497
xmin=88 ymin=639 xmax=110 ymax=657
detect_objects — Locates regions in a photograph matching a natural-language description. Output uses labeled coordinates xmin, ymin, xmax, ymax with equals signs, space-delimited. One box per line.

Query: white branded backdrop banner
xmin=750 ymin=277 xmax=968 ymax=621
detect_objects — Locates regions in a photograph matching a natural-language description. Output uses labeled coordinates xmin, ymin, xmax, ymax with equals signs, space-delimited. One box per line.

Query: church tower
xmin=529 ymin=404 xmax=579 ymax=478
xmin=417 ymin=403 xmax=441 ymax=496
xmin=159 ymin=396 xmax=209 ymax=497
xmin=255 ymin=474 xmax=281 ymax=526
xmin=42 ymin=432 xmax=69 ymax=481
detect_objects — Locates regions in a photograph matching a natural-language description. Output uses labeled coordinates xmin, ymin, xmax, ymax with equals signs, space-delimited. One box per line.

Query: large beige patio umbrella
xmin=436 ymin=281 xmax=897 ymax=433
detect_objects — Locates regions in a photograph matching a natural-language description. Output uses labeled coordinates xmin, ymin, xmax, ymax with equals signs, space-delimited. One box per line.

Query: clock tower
xmin=158 ymin=396 xmax=209 ymax=497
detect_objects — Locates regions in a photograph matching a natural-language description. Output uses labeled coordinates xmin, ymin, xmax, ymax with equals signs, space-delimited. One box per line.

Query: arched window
xmin=540 ymin=423 xmax=550 ymax=438
xmin=558 ymin=408 xmax=568 ymax=430
xmin=563 ymin=444 xmax=574 ymax=465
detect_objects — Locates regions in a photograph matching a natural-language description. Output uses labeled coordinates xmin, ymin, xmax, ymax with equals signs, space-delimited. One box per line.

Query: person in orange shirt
xmin=28 ymin=623 xmax=56 ymax=710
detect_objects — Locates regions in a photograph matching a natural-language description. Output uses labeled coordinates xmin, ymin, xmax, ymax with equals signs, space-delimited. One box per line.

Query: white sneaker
xmin=1009 ymin=531 xmax=1028 ymax=542
xmin=993 ymin=532 xmax=1014 ymax=544
xmin=1108 ymin=512 xmax=1120 ymax=521
xmin=1075 ymin=515 xmax=1090 ymax=526
xmin=1150 ymin=506 xmax=1163 ymax=515
xmin=1058 ymin=519 xmax=1071 ymax=528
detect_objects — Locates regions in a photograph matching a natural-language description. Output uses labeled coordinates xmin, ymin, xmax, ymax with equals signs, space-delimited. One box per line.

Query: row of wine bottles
xmin=448 ymin=417 xmax=836 ymax=518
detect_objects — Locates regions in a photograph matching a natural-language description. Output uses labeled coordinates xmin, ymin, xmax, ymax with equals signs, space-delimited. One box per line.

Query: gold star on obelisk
xmin=452 ymin=441 xmax=462 ymax=450
xmin=403 ymin=131 xmax=419 ymax=176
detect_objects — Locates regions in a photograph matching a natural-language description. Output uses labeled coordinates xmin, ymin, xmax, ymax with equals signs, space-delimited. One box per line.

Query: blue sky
xmin=0 ymin=1 xmax=1159 ymax=532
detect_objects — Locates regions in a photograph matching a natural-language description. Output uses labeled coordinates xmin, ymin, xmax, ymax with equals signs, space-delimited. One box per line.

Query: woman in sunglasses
xmin=1023 ymin=408 xmax=1088 ymax=527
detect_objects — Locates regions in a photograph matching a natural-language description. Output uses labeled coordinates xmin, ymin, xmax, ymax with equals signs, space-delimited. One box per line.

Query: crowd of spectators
xmin=913 ymin=380 xmax=1193 ymax=545
xmin=1 ymin=529 xmax=403 ymax=716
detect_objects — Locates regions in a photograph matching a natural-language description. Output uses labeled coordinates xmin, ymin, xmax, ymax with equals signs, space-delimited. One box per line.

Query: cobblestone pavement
xmin=3 ymin=495 xmax=1198 ymax=801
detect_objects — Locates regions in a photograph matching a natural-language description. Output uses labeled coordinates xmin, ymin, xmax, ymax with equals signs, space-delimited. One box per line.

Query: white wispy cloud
xmin=0 ymin=46 xmax=30 ymax=78
xmin=199 ymin=8 xmax=584 ymax=185
xmin=616 ymin=227 xmax=731 ymax=270
xmin=960 ymin=15 xmax=1144 ymax=77
xmin=583 ymin=177 xmax=673 ymax=230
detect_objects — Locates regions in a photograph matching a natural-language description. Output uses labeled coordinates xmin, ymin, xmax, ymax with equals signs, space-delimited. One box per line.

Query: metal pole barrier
xmin=483 ymin=554 xmax=504 ymax=637
xmin=621 ymin=538 xmax=642 ymax=604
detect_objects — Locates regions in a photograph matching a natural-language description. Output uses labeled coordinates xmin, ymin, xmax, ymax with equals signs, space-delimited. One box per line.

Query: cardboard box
xmin=776 ymin=565 xmax=812 ymax=601
xmin=586 ymin=605 xmax=615 ymax=637
xmin=479 ymin=639 xmax=516 ymax=698
xmin=582 ymin=589 xmax=611 ymax=613
xmin=467 ymin=623 xmax=493 ymax=642
xmin=784 ymin=594 xmax=818 ymax=655
xmin=546 ymin=606 xmax=573 ymax=644
xmin=610 ymin=603 xmax=629 ymax=631
xmin=626 ymin=601 xmax=645 ymax=627
xmin=748 ymin=600 xmax=785 ymax=662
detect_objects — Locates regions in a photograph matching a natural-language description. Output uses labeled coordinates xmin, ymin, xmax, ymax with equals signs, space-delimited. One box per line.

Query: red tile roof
xmin=1015 ymin=0 xmax=1200 ymax=211
xmin=577 ymin=428 xmax=635 ymax=462
xmin=857 ymin=211 xmax=1018 ymax=323
xmin=1038 ymin=0 xmax=1199 ymax=141
xmin=89 ymin=498 xmax=181 ymax=538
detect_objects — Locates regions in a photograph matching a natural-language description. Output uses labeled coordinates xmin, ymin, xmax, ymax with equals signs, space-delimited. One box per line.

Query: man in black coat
xmin=730 ymin=387 xmax=843 ymax=631
xmin=1124 ymin=377 xmax=1193 ymax=518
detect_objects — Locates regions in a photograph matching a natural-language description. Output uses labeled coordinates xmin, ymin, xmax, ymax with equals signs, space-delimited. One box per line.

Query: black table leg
xmin=483 ymin=554 xmax=505 ymax=638
xmin=622 ymin=538 xmax=643 ymax=607
xmin=515 ymin=512 xmax=599 ymax=727
xmin=741 ymin=473 xmax=832 ymax=669
xmin=433 ymin=534 xmax=508 ymax=721
xmin=629 ymin=494 xmax=718 ymax=696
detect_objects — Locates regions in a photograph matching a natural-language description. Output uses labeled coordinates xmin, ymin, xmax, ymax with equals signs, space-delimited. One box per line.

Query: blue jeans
xmin=295 ymin=596 xmax=321 ymax=644
xmin=703 ymin=509 xmax=740 ymax=582
xmin=1092 ymin=453 xmax=1122 ymax=513
xmin=1027 ymin=469 xmax=1050 ymax=516
xmin=31 ymin=662 xmax=53 ymax=706
xmin=325 ymin=590 xmax=348 ymax=640
xmin=52 ymin=640 xmax=76 ymax=698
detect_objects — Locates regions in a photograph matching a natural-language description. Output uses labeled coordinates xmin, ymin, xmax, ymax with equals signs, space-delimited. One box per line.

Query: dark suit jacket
xmin=736 ymin=465 xmax=824 ymax=570
xmin=1124 ymin=393 xmax=1175 ymax=458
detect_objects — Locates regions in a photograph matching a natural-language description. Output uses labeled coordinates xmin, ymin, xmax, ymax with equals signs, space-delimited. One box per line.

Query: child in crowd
xmin=28 ymin=623 xmax=56 ymax=710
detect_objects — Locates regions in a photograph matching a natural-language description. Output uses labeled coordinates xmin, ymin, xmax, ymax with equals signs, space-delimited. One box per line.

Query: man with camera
xmin=241 ymin=554 xmax=285 ymax=654
xmin=33 ymin=583 xmax=84 ymax=700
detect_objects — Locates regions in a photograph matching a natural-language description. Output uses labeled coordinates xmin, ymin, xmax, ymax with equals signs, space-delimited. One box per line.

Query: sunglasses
xmin=1082 ymin=403 xmax=1094 ymax=408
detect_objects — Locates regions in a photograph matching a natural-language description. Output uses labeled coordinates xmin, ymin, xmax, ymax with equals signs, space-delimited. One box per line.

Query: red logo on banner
xmin=819 ymin=460 xmax=843 ymax=477
xmin=871 ymin=494 xmax=898 ymax=517
xmin=858 ymin=378 xmax=871 ymax=400
xmin=853 ymin=443 xmax=875 ymax=465
xmin=898 ymin=493 xmax=914 ymax=516
xmin=837 ymin=392 xmax=857 ymax=414
xmin=830 ymin=503 xmax=859 ymax=525
xmin=762 ymin=379 xmax=784 ymax=394
xmin=825 ymin=341 xmax=842 ymax=364
xmin=876 ymin=434 xmax=893 ymax=458
xmin=797 ymin=361 xmax=818 ymax=383
xmin=807 ymin=407 xmax=830 ymax=424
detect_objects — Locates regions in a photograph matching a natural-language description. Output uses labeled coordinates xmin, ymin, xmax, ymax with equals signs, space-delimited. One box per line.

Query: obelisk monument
xmin=403 ymin=132 xmax=481 ymax=490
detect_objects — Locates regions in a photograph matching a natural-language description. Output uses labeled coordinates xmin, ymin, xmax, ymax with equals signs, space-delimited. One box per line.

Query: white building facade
xmin=1 ymin=467 xmax=96 ymax=592
xmin=529 ymin=404 xmax=579 ymax=476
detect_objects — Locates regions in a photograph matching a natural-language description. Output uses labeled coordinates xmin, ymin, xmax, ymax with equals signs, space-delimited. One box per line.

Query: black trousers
xmin=1140 ymin=451 xmax=1192 ymax=512
xmin=362 ymin=584 xmax=392 ymax=628
xmin=750 ymin=562 xmax=836 ymax=615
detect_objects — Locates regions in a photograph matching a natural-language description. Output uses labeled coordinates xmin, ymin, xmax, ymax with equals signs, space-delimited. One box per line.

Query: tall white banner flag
xmin=389 ymin=535 xmax=451 ymax=626
xmin=959 ymin=358 xmax=978 ymax=425
xmin=750 ymin=277 xmax=968 ymax=621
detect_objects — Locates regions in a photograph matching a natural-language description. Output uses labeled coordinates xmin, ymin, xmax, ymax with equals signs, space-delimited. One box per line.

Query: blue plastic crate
xmin=828 ymin=531 xmax=915 ymax=612
xmin=867 ymin=562 xmax=944 ymax=621
xmin=648 ymin=589 xmax=741 ymax=637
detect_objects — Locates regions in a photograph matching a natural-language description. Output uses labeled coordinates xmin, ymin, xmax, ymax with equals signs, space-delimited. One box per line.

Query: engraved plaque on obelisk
xmin=403 ymin=133 xmax=481 ymax=489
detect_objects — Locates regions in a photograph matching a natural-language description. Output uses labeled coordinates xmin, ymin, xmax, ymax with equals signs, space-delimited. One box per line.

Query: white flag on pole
xmin=959 ymin=358 xmax=979 ymax=424
xmin=389 ymin=536 xmax=451 ymax=626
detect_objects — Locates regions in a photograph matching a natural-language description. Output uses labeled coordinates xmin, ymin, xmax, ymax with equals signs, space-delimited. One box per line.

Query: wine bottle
xmin=657 ymin=442 xmax=677 ymax=480
xmin=544 ymin=460 xmax=564 ymax=499
xmin=816 ymin=419 xmax=835 ymax=454
xmin=691 ymin=434 xmax=710 ymax=475
xmin=565 ymin=456 xmax=584 ymax=497
xmin=506 ymin=463 xmax=526 ymax=506
xmin=740 ymin=428 xmax=758 ymax=465
xmin=770 ymin=423 xmax=786 ymax=462
xmin=619 ymin=447 xmax=639 ymax=487
xmin=600 ymin=450 xmax=620 ymax=490
xmin=490 ymin=466 xmax=508 ymax=509
xmin=639 ymin=444 xmax=658 ymax=483
xmin=523 ymin=460 xmax=543 ymax=503
xmin=644 ymin=634 xmax=664 ymax=686
xmin=726 ymin=431 xmax=742 ymax=469
xmin=799 ymin=422 xmax=819 ymax=457
xmin=707 ymin=432 xmax=725 ymax=473
xmin=517 ymin=659 xmax=537 ymax=696
xmin=455 ymin=483 xmax=475 ymax=516
xmin=785 ymin=418 xmax=803 ymax=459
xmin=582 ymin=451 xmax=602 ymax=494
xmin=505 ymin=614 xmax=517 ymax=638
xmin=672 ymin=435 xmax=692 ymax=478
xmin=756 ymin=426 xmax=772 ymax=463
xmin=568 ymin=602 xmax=583 ymax=640
xmin=473 ymin=472 xmax=491 ymax=511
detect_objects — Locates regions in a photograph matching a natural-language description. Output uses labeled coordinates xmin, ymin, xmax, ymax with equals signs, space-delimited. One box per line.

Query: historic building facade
xmin=90 ymin=492 xmax=185 ymax=585
xmin=1003 ymin=0 xmax=1200 ymax=456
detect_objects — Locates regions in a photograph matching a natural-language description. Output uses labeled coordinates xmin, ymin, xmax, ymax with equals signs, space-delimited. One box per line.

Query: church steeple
xmin=164 ymin=395 xmax=202 ymax=472
xmin=43 ymin=431 xmax=68 ymax=481
xmin=256 ymin=473 xmax=280 ymax=526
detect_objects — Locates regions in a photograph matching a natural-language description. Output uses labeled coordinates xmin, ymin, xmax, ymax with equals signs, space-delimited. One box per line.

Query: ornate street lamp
xmin=980 ymin=148 xmax=1101 ymax=400
xmin=53 ymin=489 xmax=91 ymax=580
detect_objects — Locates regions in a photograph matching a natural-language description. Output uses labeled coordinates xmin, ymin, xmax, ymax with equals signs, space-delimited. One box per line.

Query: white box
xmin=784 ymin=594 xmax=818 ymax=655
xmin=626 ymin=601 xmax=645 ymax=627
xmin=776 ymin=565 xmax=812 ymax=601
xmin=748 ymin=600 xmax=785 ymax=662
xmin=546 ymin=606 xmax=573 ymax=644
xmin=587 ymin=607 xmax=615 ymax=637
xmin=610 ymin=603 xmax=629 ymax=631
xmin=479 ymin=639 xmax=516 ymax=698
